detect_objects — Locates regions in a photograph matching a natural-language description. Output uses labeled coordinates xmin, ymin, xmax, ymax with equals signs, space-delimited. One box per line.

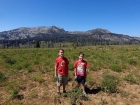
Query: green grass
xmin=0 ymin=45 xmax=140 ymax=73
xmin=110 ymin=64 xmax=122 ymax=72
xmin=31 ymin=74 xmax=44 ymax=83
xmin=0 ymin=45 xmax=140 ymax=104
xmin=101 ymin=73 xmax=119 ymax=93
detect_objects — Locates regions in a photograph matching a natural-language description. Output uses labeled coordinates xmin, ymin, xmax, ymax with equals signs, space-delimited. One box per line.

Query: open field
xmin=0 ymin=45 xmax=140 ymax=105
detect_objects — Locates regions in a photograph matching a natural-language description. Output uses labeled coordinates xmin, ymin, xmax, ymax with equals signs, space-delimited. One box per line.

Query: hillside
xmin=0 ymin=45 xmax=140 ymax=105
xmin=0 ymin=26 xmax=140 ymax=45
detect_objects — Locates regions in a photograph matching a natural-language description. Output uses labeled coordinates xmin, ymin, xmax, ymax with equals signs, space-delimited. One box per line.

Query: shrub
xmin=9 ymin=88 xmax=19 ymax=99
xmin=44 ymin=67 xmax=50 ymax=72
xmin=35 ymin=41 xmax=40 ymax=48
xmin=44 ymin=60 xmax=50 ymax=66
xmin=6 ymin=81 xmax=20 ymax=90
xmin=101 ymin=73 xmax=119 ymax=93
xmin=1 ymin=54 xmax=7 ymax=58
xmin=6 ymin=81 xmax=20 ymax=99
xmin=5 ymin=58 xmax=16 ymax=65
xmin=12 ymin=64 xmax=22 ymax=70
xmin=110 ymin=64 xmax=122 ymax=72
xmin=4 ymin=64 xmax=11 ymax=69
xmin=89 ymin=65 xmax=98 ymax=71
xmin=0 ymin=71 xmax=6 ymax=83
xmin=34 ymin=60 xmax=39 ymax=65
xmin=27 ymin=67 xmax=34 ymax=73
xmin=128 ymin=59 xmax=137 ymax=65
xmin=23 ymin=62 xmax=30 ymax=68
xmin=66 ymin=88 xmax=85 ymax=105
xmin=120 ymin=91 xmax=129 ymax=97
xmin=31 ymin=74 xmax=44 ymax=83
xmin=124 ymin=74 xmax=136 ymax=84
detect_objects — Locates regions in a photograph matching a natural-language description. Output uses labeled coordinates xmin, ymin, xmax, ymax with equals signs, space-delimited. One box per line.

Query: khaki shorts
xmin=57 ymin=74 xmax=68 ymax=86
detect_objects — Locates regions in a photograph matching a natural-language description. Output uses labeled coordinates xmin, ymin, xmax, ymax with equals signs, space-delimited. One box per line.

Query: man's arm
xmin=74 ymin=67 xmax=77 ymax=79
xmin=85 ymin=62 xmax=89 ymax=79
xmin=54 ymin=66 xmax=57 ymax=78
xmin=85 ymin=68 xmax=88 ymax=79
xmin=66 ymin=58 xmax=69 ymax=77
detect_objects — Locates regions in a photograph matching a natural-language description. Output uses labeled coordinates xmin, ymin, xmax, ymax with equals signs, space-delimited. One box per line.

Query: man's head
xmin=79 ymin=52 xmax=84 ymax=60
xmin=58 ymin=49 xmax=64 ymax=57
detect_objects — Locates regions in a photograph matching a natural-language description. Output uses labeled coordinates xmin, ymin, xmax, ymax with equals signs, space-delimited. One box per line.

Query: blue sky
xmin=0 ymin=0 xmax=140 ymax=37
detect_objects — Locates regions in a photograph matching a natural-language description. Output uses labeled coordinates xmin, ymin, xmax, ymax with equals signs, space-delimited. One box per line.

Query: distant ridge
xmin=0 ymin=26 xmax=140 ymax=44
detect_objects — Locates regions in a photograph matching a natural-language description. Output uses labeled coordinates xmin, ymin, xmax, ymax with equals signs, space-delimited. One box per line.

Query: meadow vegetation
xmin=0 ymin=45 xmax=140 ymax=105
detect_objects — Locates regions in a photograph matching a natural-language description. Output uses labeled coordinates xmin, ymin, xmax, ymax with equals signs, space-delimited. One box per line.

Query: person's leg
xmin=57 ymin=86 xmax=60 ymax=93
xmin=81 ymin=84 xmax=86 ymax=93
xmin=62 ymin=75 xmax=68 ymax=92
xmin=81 ymin=76 xmax=86 ymax=96
xmin=63 ymin=84 xmax=66 ymax=93
xmin=57 ymin=74 xmax=62 ymax=94
xmin=81 ymin=84 xmax=87 ymax=96
xmin=76 ymin=75 xmax=81 ymax=88
xmin=77 ymin=83 xmax=80 ymax=88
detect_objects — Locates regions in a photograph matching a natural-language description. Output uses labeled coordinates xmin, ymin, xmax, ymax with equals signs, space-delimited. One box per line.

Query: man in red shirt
xmin=55 ymin=49 xmax=69 ymax=95
xmin=74 ymin=52 xmax=88 ymax=96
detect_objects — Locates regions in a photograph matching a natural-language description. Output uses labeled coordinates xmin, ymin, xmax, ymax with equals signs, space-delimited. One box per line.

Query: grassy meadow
xmin=0 ymin=45 xmax=140 ymax=105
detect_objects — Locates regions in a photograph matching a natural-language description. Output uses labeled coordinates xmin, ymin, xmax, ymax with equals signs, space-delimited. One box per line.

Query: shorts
xmin=57 ymin=74 xmax=68 ymax=86
xmin=75 ymin=75 xmax=86 ymax=85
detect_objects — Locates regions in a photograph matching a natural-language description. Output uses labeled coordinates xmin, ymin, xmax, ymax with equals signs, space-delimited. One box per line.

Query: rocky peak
xmin=47 ymin=26 xmax=66 ymax=34
xmin=87 ymin=28 xmax=111 ymax=34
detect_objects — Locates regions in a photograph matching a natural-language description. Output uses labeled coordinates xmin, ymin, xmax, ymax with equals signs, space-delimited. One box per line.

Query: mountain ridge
xmin=0 ymin=26 xmax=140 ymax=45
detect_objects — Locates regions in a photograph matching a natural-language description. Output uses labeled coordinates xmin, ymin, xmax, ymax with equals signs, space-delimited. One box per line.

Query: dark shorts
xmin=75 ymin=75 xmax=86 ymax=85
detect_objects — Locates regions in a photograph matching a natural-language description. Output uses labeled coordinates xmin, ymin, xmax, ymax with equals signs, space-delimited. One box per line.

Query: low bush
xmin=101 ymin=73 xmax=119 ymax=93
xmin=9 ymin=88 xmax=19 ymax=99
xmin=12 ymin=64 xmax=22 ymax=70
xmin=31 ymin=74 xmax=44 ymax=83
xmin=34 ymin=60 xmax=39 ymax=65
xmin=0 ymin=71 xmax=6 ymax=83
xmin=5 ymin=58 xmax=16 ymax=65
xmin=128 ymin=59 xmax=137 ymax=65
xmin=124 ymin=74 xmax=137 ymax=84
xmin=27 ymin=67 xmax=34 ymax=73
xmin=23 ymin=62 xmax=30 ymax=68
xmin=110 ymin=64 xmax=122 ymax=72
xmin=6 ymin=81 xmax=20 ymax=99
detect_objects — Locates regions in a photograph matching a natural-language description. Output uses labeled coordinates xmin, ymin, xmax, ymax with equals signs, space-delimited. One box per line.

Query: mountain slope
xmin=0 ymin=26 xmax=67 ymax=40
xmin=0 ymin=26 xmax=140 ymax=44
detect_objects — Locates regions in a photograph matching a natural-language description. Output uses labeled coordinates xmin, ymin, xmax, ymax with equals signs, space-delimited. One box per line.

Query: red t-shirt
xmin=55 ymin=57 xmax=69 ymax=76
xmin=74 ymin=60 xmax=88 ymax=76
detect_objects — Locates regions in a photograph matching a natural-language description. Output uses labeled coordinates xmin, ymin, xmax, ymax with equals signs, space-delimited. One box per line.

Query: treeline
xmin=0 ymin=35 xmax=138 ymax=49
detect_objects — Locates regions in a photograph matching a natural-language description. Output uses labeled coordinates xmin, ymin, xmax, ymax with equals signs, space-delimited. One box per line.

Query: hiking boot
xmin=63 ymin=90 xmax=66 ymax=93
xmin=62 ymin=91 xmax=67 ymax=97
xmin=57 ymin=92 xmax=61 ymax=95
xmin=83 ymin=91 xmax=87 ymax=97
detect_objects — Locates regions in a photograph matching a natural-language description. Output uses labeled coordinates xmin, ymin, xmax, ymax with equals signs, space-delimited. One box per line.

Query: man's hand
xmin=54 ymin=75 xmax=57 ymax=79
xmin=74 ymin=75 xmax=77 ymax=80
xmin=85 ymin=76 xmax=87 ymax=81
